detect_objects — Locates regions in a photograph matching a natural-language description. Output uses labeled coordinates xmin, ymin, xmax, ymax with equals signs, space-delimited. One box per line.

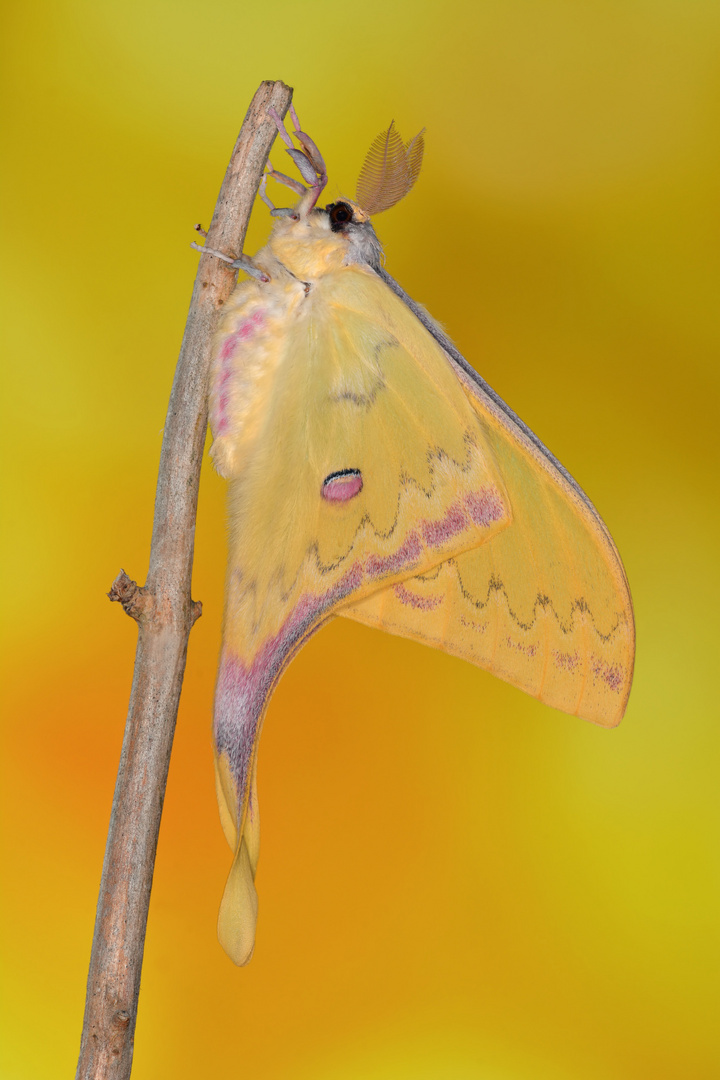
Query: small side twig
xmin=75 ymin=79 xmax=293 ymax=1080
xmin=106 ymin=570 xmax=146 ymax=621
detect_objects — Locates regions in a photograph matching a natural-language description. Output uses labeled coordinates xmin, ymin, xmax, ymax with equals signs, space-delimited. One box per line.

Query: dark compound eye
xmin=326 ymin=201 xmax=354 ymax=232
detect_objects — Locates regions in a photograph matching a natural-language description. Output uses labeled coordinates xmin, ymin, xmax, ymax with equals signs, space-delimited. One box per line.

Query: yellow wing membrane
xmin=341 ymin=356 xmax=634 ymax=727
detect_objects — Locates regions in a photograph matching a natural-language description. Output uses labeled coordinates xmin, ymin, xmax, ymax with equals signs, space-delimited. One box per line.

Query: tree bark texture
xmin=76 ymin=79 xmax=293 ymax=1080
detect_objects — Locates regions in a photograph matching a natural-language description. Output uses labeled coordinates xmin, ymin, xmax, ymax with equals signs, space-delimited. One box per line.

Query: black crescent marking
xmin=323 ymin=468 xmax=362 ymax=483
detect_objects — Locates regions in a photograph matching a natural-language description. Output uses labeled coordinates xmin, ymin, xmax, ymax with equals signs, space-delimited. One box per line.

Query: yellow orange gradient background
xmin=2 ymin=2 xmax=719 ymax=1077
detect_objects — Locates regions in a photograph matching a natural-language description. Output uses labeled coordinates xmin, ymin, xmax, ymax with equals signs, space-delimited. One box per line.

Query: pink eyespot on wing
xmin=321 ymin=469 xmax=363 ymax=502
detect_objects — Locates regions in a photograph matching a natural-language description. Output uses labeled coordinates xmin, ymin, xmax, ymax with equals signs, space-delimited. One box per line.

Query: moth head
xmin=326 ymin=200 xmax=371 ymax=228
xmin=264 ymin=118 xmax=424 ymax=274
xmin=322 ymin=199 xmax=382 ymax=269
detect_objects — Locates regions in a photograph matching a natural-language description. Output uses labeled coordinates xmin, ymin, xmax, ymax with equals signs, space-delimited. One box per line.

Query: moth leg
xmin=267 ymin=104 xmax=327 ymax=209
xmin=286 ymin=104 xmax=327 ymax=179
xmin=229 ymin=254 xmax=270 ymax=282
xmin=259 ymin=173 xmax=297 ymax=219
xmin=190 ymin=241 xmax=270 ymax=283
xmin=267 ymin=105 xmax=296 ymax=151
xmin=265 ymin=164 xmax=306 ymax=197
xmin=190 ymin=240 xmax=234 ymax=263
xmin=258 ymin=173 xmax=275 ymax=212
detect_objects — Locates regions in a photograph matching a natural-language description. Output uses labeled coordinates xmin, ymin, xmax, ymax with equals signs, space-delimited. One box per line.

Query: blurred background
xmin=1 ymin=2 xmax=719 ymax=1077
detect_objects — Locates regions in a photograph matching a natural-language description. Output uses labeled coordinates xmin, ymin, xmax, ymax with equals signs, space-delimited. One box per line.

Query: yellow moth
xmin=206 ymin=107 xmax=635 ymax=966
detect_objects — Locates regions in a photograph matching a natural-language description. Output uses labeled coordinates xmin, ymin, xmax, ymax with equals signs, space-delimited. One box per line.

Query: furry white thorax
xmin=257 ymin=200 xmax=383 ymax=283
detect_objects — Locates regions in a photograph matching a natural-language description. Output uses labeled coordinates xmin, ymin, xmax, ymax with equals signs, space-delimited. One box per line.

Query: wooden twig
xmin=76 ymin=79 xmax=293 ymax=1080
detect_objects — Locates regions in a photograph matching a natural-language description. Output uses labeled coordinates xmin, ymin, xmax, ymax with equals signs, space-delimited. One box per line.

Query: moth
xmin=205 ymin=106 xmax=635 ymax=966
